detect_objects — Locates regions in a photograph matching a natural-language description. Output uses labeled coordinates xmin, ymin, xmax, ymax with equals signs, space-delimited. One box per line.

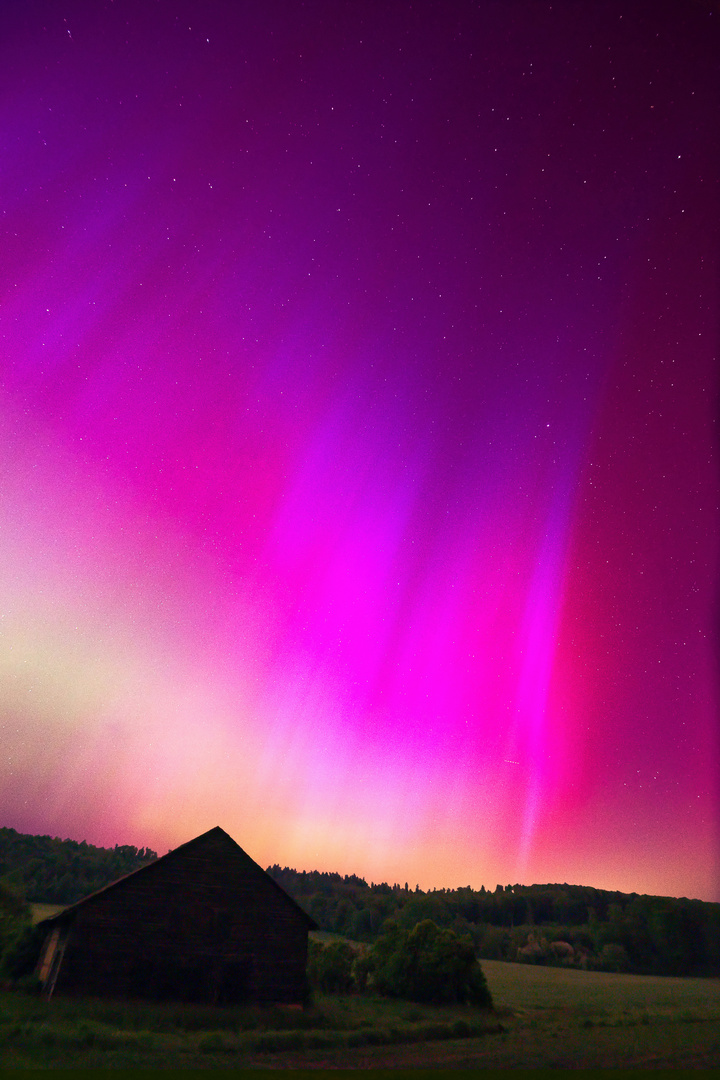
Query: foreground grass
xmin=0 ymin=991 xmax=500 ymax=1068
xmin=2 ymin=961 xmax=720 ymax=1068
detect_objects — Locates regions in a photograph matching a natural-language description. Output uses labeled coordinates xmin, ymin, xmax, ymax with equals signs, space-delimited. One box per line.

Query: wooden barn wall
xmin=50 ymin=833 xmax=310 ymax=1004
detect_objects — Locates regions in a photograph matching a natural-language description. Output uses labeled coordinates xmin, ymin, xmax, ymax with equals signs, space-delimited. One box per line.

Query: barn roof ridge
xmin=38 ymin=825 xmax=317 ymax=929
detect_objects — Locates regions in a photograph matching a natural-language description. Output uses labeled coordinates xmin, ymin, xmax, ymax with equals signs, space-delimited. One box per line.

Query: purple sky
xmin=1 ymin=1 xmax=718 ymax=900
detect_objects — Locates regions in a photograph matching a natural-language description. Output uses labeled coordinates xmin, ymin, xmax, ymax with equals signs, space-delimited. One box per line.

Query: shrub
xmin=475 ymin=924 xmax=510 ymax=960
xmin=307 ymin=940 xmax=356 ymax=993
xmin=0 ymin=882 xmax=33 ymax=976
xmin=351 ymin=946 xmax=373 ymax=992
xmin=599 ymin=942 xmax=630 ymax=972
xmin=0 ymin=922 xmax=46 ymax=982
xmin=12 ymin=972 xmax=43 ymax=995
xmin=367 ymin=920 xmax=493 ymax=1007
xmin=516 ymin=931 xmax=550 ymax=964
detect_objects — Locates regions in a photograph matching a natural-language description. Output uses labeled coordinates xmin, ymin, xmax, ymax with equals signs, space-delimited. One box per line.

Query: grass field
xmin=30 ymin=904 xmax=65 ymax=924
xmin=2 ymin=958 xmax=719 ymax=1068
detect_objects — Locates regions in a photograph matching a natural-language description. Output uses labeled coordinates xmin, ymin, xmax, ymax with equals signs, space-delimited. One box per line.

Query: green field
xmin=30 ymin=904 xmax=65 ymax=925
xmin=483 ymin=956 xmax=720 ymax=1012
xmin=2 ymin=959 xmax=719 ymax=1068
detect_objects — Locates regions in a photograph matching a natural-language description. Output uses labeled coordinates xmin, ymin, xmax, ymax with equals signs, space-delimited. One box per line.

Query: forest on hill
xmin=267 ymin=865 xmax=720 ymax=977
xmin=1 ymin=827 xmax=719 ymax=978
xmin=0 ymin=827 xmax=156 ymax=905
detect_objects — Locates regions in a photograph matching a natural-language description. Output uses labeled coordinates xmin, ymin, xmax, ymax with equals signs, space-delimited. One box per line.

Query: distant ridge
xmin=0 ymin=826 xmax=157 ymax=905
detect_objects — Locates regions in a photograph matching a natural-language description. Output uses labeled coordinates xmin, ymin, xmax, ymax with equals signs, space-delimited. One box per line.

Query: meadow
xmin=2 ymin=958 xmax=719 ymax=1068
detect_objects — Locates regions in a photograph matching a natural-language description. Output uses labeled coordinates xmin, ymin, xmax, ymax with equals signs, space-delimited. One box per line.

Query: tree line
xmin=0 ymin=827 xmax=157 ymax=904
xmin=267 ymin=866 xmax=720 ymax=978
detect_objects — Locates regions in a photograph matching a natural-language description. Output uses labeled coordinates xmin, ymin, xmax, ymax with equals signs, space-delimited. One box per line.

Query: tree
xmin=0 ymin=881 xmax=44 ymax=986
xmin=395 ymin=892 xmax=452 ymax=930
xmin=599 ymin=943 xmax=629 ymax=972
xmin=306 ymin=940 xmax=355 ymax=993
xmin=0 ymin=881 xmax=29 ymax=958
xmin=367 ymin=920 xmax=493 ymax=1006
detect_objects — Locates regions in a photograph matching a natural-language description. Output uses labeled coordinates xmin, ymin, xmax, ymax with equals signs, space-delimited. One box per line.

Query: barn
xmin=35 ymin=826 xmax=316 ymax=1005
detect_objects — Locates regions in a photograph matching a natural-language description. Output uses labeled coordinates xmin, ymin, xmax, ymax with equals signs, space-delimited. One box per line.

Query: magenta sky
xmin=1 ymin=1 xmax=718 ymax=901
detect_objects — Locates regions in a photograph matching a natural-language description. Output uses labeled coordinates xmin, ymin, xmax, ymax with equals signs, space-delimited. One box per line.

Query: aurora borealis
xmin=1 ymin=1 xmax=718 ymax=902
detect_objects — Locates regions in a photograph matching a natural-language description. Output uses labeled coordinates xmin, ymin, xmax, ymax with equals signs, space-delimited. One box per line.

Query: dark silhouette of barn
xmin=35 ymin=826 xmax=316 ymax=1004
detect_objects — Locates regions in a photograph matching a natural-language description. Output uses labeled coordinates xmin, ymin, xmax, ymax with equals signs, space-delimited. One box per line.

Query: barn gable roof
xmin=38 ymin=826 xmax=317 ymax=930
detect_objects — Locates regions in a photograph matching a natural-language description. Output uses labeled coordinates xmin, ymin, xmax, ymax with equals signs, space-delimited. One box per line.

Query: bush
xmin=307 ymin=940 xmax=356 ymax=993
xmin=1 ymin=922 xmax=46 ymax=982
xmin=351 ymin=947 xmax=373 ymax=992
xmin=475 ymin=924 xmax=511 ymax=960
xmin=12 ymin=972 xmax=43 ymax=995
xmin=516 ymin=933 xmax=549 ymax=964
xmin=599 ymin=943 xmax=630 ymax=972
xmin=367 ymin=920 xmax=493 ymax=1007
xmin=0 ymin=882 xmax=31 ymax=966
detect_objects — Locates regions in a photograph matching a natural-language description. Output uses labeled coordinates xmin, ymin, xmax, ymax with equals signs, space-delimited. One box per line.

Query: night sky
xmin=1 ymin=1 xmax=718 ymax=902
